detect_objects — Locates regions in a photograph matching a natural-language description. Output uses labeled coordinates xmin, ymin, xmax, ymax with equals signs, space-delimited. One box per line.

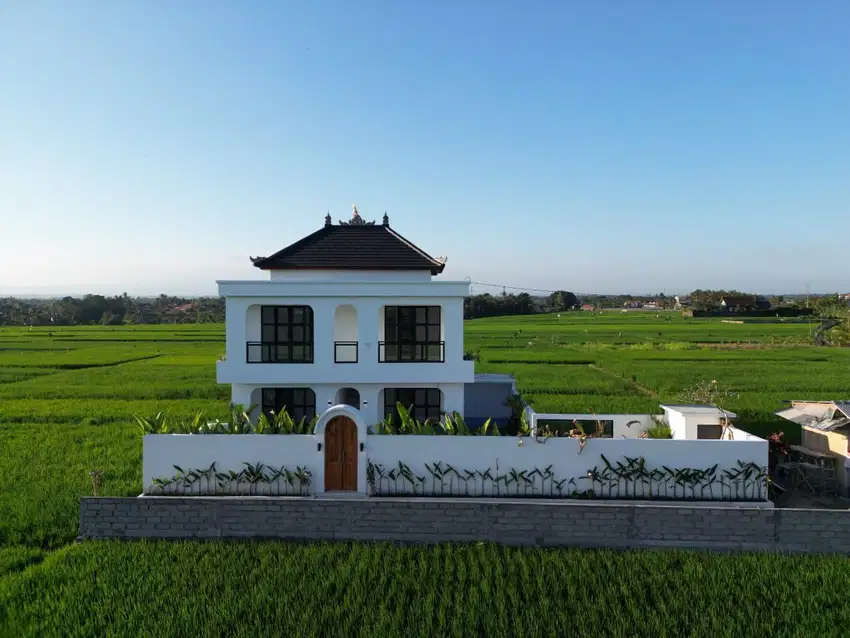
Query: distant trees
xmin=0 ymin=295 xmax=226 ymax=326
xmin=546 ymin=291 xmax=578 ymax=311
xmin=464 ymin=293 xmax=539 ymax=319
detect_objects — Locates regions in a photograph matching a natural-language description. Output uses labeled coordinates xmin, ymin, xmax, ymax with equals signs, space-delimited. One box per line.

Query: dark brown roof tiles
xmin=251 ymin=213 xmax=445 ymax=275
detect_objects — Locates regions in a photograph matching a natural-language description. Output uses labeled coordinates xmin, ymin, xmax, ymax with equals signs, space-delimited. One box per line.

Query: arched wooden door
xmin=325 ymin=416 xmax=358 ymax=491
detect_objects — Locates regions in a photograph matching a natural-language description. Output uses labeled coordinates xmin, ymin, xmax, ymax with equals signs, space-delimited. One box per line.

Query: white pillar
xmin=226 ymin=298 xmax=250 ymax=363
xmin=443 ymin=298 xmax=465 ymax=363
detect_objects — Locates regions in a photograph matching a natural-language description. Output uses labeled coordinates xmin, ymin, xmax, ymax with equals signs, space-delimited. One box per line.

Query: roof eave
xmin=251 ymin=262 xmax=443 ymax=274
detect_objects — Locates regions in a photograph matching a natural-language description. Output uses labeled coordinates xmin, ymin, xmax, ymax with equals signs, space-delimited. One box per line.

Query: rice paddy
xmin=1 ymin=312 xmax=848 ymax=635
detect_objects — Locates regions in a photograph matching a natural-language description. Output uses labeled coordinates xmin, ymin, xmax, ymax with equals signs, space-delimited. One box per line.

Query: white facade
xmin=217 ymin=266 xmax=474 ymax=430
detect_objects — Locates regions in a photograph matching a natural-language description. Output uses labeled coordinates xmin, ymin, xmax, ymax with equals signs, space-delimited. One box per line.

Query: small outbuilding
xmin=776 ymin=400 xmax=850 ymax=495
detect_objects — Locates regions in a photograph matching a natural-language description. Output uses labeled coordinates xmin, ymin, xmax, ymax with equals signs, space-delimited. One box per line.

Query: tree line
xmin=0 ymin=294 xmax=226 ymax=326
xmin=0 ymin=289 xmax=845 ymax=326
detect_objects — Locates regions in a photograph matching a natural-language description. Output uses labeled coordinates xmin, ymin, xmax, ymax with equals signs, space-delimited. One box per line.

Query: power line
xmin=468 ymin=280 xmax=558 ymax=294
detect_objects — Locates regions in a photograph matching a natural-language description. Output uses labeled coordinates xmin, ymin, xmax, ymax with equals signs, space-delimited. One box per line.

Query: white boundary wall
xmin=144 ymin=432 xmax=768 ymax=501
xmin=366 ymin=436 xmax=768 ymax=499
xmin=143 ymin=434 xmax=318 ymax=494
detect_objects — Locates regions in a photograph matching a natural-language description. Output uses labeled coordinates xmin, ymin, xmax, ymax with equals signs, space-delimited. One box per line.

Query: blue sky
xmin=1 ymin=1 xmax=848 ymax=296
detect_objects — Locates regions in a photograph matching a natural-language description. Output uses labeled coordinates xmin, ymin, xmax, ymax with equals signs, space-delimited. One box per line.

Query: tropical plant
xmin=147 ymin=462 xmax=313 ymax=496
xmin=366 ymin=456 xmax=768 ymax=502
xmin=641 ymin=421 xmax=673 ymax=439
xmin=370 ymin=404 xmax=500 ymax=436
xmin=502 ymin=392 xmax=534 ymax=436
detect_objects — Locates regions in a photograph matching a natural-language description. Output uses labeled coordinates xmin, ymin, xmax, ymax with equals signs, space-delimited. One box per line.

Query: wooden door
xmin=325 ymin=416 xmax=358 ymax=491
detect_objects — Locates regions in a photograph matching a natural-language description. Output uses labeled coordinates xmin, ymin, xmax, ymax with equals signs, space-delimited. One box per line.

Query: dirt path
xmin=588 ymin=363 xmax=658 ymax=397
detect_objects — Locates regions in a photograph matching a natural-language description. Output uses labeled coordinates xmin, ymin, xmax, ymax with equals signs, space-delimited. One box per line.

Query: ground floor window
xmin=384 ymin=387 xmax=442 ymax=423
xmin=262 ymin=388 xmax=316 ymax=422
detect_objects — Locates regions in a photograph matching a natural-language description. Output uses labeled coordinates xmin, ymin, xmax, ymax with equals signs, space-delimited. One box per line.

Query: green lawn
xmin=0 ymin=315 xmax=848 ymax=635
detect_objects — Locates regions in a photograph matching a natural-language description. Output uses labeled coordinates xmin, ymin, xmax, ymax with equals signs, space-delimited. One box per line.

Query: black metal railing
xmin=378 ymin=341 xmax=445 ymax=363
xmin=246 ymin=342 xmax=313 ymax=364
xmin=334 ymin=341 xmax=359 ymax=363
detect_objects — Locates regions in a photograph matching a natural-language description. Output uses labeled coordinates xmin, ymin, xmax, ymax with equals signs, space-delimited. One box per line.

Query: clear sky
xmin=1 ymin=1 xmax=848 ymax=297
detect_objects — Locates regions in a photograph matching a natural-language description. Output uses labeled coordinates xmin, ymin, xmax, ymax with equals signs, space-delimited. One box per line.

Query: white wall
xmin=143 ymin=426 xmax=769 ymax=501
xmin=727 ymin=426 xmax=766 ymax=441
xmin=219 ymin=294 xmax=474 ymax=386
xmin=366 ymin=436 xmax=769 ymax=500
xmin=333 ymin=305 xmax=358 ymax=342
xmin=667 ymin=410 xmax=688 ymax=440
xmin=230 ymin=383 xmax=466 ymax=430
xmin=143 ymin=434 xmax=318 ymax=495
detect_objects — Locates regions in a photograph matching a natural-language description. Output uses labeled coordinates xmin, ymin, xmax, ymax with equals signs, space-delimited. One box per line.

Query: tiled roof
xmin=251 ymin=212 xmax=445 ymax=275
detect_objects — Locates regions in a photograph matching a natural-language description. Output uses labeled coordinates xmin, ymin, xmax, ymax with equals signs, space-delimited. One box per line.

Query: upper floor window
xmin=258 ymin=305 xmax=314 ymax=363
xmin=382 ymin=306 xmax=442 ymax=362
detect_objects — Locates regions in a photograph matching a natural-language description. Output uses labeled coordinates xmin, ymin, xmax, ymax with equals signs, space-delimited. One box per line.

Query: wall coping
xmin=98 ymin=495 xmax=778 ymax=510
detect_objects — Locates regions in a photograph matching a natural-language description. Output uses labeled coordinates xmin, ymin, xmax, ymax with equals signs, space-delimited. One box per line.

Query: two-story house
xmin=217 ymin=208 xmax=513 ymax=429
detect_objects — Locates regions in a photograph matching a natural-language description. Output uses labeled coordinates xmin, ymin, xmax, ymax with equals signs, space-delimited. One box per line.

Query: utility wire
xmin=468 ymin=280 xmax=559 ymax=294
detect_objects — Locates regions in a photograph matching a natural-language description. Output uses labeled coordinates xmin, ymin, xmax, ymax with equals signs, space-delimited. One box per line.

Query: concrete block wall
xmin=80 ymin=497 xmax=850 ymax=554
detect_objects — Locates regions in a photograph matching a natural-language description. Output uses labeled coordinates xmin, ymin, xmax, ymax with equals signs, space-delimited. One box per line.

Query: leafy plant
xmin=147 ymin=462 xmax=313 ymax=496
xmin=641 ymin=421 xmax=673 ymax=439
xmin=367 ymin=455 xmax=768 ymax=502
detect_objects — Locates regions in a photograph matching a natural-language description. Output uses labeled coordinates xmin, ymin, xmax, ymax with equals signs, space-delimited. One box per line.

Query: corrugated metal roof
xmin=806 ymin=417 xmax=850 ymax=432
xmin=835 ymin=401 xmax=850 ymax=419
xmin=777 ymin=400 xmax=850 ymax=432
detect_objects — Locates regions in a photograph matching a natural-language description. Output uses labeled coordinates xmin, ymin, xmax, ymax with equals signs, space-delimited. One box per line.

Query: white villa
xmin=142 ymin=207 xmax=769 ymax=501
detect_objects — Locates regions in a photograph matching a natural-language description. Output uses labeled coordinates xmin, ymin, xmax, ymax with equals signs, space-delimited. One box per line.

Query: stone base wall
xmin=79 ymin=497 xmax=850 ymax=554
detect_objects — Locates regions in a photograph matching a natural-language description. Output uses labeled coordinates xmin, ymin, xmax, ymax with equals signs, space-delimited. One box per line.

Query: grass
xmin=0 ymin=315 xmax=848 ymax=634
xmin=0 ymin=423 xmax=140 ymax=548
xmin=2 ymin=542 xmax=850 ymax=637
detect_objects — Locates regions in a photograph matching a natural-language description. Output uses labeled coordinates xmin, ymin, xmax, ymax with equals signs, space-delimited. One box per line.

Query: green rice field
xmin=2 ymin=312 xmax=849 ymax=635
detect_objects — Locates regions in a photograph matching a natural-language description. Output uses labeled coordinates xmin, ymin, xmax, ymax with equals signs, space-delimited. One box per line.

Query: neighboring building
xmin=720 ymin=295 xmax=770 ymax=312
xmin=580 ymin=304 xmax=595 ymax=311
xmin=660 ymin=405 xmax=737 ymax=440
xmin=643 ymin=301 xmax=658 ymax=310
xmin=216 ymin=208 xmax=507 ymax=429
xmin=674 ymin=295 xmax=691 ymax=309
xmin=776 ymin=400 xmax=850 ymax=495
xmin=839 ymin=293 xmax=850 ymax=304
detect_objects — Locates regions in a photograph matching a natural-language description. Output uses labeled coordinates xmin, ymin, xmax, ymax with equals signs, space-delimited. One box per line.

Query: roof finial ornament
xmin=382 ymin=211 xmax=389 ymax=227
xmin=338 ymin=204 xmax=376 ymax=226
xmin=324 ymin=211 xmax=332 ymax=227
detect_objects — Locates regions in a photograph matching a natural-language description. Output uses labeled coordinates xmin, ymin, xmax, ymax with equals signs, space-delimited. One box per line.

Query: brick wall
xmin=79 ymin=497 xmax=850 ymax=554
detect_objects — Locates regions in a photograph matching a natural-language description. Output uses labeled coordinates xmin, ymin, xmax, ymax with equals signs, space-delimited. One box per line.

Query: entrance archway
xmin=334 ymin=387 xmax=360 ymax=410
xmin=324 ymin=416 xmax=358 ymax=491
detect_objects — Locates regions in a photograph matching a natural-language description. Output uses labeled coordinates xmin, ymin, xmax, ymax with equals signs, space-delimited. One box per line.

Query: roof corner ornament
xmin=382 ymin=211 xmax=389 ymax=227
xmin=324 ymin=211 xmax=332 ymax=227
xmin=339 ymin=204 xmax=376 ymax=226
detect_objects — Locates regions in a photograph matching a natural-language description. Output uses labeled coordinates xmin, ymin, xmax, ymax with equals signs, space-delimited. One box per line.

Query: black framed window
xmin=384 ymin=387 xmax=442 ymax=423
xmin=261 ymin=388 xmax=316 ymax=423
xmin=383 ymin=306 xmax=441 ymax=361
xmin=260 ymin=305 xmax=313 ymax=363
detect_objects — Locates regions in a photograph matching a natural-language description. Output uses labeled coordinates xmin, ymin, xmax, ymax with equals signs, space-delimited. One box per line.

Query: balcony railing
xmin=246 ymin=342 xmax=314 ymax=364
xmin=378 ymin=341 xmax=445 ymax=363
xmin=334 ymin=341 xmax=359 ymax=363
